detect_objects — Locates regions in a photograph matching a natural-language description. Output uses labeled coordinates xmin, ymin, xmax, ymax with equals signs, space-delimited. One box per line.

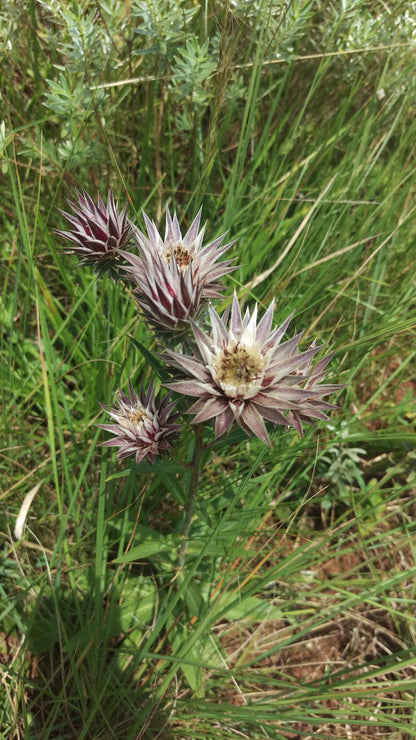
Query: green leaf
xmin=112 ymin=525 xmax=176 ymax=563
xmin=128 ymin=336 xmax=170 ymax=381
xmin=169 ymin=621 xmax=204 ymax=697
xmin=217 ymin=592 xmax=284 ymax=622
xmin=181 ymin=576 xmax=205 ymax=618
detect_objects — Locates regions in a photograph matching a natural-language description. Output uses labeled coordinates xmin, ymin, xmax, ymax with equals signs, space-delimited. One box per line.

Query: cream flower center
xmin=164 ymin=241 xmax=193 ymax=271
xmin=119 ymin=403 xmax=151 ymax=432
xmin=212 ymin=341 xmax=266 ymax=399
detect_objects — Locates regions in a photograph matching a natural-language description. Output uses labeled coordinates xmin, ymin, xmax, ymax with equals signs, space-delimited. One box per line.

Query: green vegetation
xmin=1 ymin=1 xmax=416 ymax=738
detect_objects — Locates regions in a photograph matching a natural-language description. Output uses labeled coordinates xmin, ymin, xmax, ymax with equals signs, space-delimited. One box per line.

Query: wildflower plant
xmin=163 ymin=292 xmax=341 ymax=444
xmin=58 ymin=190 xmax=344 ymax=565
xmin=122 ymin=208 xmax=235 ymax=336
xmin=57 ymin=190 xmax=132 ymax=278
xmin=98 ymin=380 xmax=180 ymax=465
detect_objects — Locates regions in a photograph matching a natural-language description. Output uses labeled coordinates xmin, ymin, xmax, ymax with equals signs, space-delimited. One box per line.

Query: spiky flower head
xmin=98 ymin=381 xmax=180 ymax=464
xmin=164 ymin=292 xmax=343 ymax=445
xmin=121 ymin=208 xmax=235 ymax=337
xmin=57 ymin=190 xmax=132 ymax=278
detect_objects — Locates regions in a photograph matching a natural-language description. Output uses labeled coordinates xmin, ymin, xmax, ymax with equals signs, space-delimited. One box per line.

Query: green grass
xmin=1 ymin=1 xmax=416 ymax=738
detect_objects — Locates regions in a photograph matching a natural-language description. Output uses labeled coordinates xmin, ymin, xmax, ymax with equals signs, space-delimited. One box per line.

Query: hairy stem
xmin=179 ymin=425 xmax=204 ymax=568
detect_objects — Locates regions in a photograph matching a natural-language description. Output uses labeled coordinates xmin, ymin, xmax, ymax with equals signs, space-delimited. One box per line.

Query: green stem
xmin=179 ymin=425 xmax=204 ymax=568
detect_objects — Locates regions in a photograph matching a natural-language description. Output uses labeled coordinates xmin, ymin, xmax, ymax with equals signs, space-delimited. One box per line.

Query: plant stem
xmin=179 ymin=425 xmax=204 ymax=568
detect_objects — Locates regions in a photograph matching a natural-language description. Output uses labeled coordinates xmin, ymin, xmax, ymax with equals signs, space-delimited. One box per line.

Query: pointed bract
xmin=57 ymin=190 xmax=132 ymax=278
xmin=98 ymin=381 xmax=180 ymax=464
xmin=121 ymin=207 xmax=236 ymax=336
xmin=163 ymin=291 xmax=344 ymax=444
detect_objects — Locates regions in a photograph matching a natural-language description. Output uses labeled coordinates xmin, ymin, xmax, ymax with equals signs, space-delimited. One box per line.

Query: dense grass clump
xmin=1 ymin=1 xmax=416 ymax=738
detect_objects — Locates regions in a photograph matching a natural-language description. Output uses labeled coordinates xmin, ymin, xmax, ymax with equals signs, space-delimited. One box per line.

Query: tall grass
xmin=1 ymin=1 xmax=416 ymax=738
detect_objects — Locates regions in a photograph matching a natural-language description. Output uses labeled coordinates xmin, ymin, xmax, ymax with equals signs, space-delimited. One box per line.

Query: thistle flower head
xmin=98 ymin=381 xmax=180 ymax=464
xmin=121 ymin=208 xmax=235 ymax=336
xmin=164 ymin=292 xmax=343 ymax=444
xmin=57 ymin=190 xmax=132 ymax=278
